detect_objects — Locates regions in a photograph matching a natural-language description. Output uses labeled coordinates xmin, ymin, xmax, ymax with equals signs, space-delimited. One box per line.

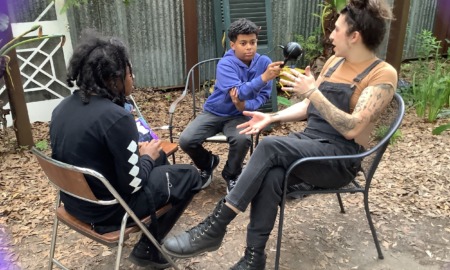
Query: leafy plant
xmin=411 ymin=30 xmax=450 ymax=123
xmin=294 ymin=29 xmax=323 ymax=67
xmin=374 ymin=125 xmax=402 ymax=145
xmin=277 ymin=96 xmax=292 ymax=107
xmin=35 ymin=140 xmax=48 ymax=151
xmin=432 ymin=123 xmax=450 ymax=135
xmin=315 ymin=0 xmax=346 ymax=38
xmin=313 ymin=0 xmax=347 ymax=60
xmin=60 ymin=0 xmax=133 ymax=13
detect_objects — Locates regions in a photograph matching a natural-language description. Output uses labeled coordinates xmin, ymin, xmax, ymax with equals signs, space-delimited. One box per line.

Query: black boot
xmin=162 ymin=199 xmax=237 ymax=258
xmin=230 ymin=246 xmax=266 ymax=270
xmin=129 ymin=236 xmax=170 ymax=269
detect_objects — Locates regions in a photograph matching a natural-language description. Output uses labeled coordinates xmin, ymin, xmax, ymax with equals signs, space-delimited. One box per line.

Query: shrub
xmin=411 ymin=30 xmax=450 ymax=123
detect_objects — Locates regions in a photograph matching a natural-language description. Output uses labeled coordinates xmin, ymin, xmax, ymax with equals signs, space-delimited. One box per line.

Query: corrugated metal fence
xmin=12 ymin=0 xmax=443 ymax=88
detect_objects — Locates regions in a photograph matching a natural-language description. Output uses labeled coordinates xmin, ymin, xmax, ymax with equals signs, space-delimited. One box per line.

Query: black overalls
xmin=224 ymin=58 xmax=383 ymax=248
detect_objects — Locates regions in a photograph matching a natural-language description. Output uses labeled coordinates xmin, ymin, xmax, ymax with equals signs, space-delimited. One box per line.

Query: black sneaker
xmin=226 ymin=179 xmax=237 ymax=194
xmin=286 ymin=182 xmax=315 ymax=200
xmin=200 ymin=154 xmax=220 ymax=189
xmin=129 ymin=238 xmax=170 ymax=269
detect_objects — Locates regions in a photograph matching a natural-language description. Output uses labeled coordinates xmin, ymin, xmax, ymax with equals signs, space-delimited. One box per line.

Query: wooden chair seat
xmin=56 ymin=204 xmax=172 ymax=247
xmin=160 ymin=141 xmax=178 ymax=156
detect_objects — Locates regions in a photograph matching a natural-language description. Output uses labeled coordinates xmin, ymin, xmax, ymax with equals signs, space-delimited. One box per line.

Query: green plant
xmin=277 ymin=95 xmax=292 ymax=107
xmin=374 ymin=125 xmax=402 ymax=145
xmin=411 ymin=30 xmax=450 ymax=123
xmin=313 ymin=0 xmax=347 ymax=59
xmin=35 ymin=140 xmax=48 ymax=151
xmin=294 ymin=29 xmax=323 ymax=67
xmin=60 ymin=0 xmax=133 ymax=12
xmin=1 ymin=25 xmax=65 ymax=77
xmin=432 ymin=123 xmax=450 ymax=135
xmin=315 ymin=0 xmax=346 ymax=38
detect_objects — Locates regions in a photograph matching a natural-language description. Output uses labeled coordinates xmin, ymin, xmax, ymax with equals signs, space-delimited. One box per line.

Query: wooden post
xmin=433 ymin=0 xmax=450 ymax=55
xmin=385 ymin=0 xmax=410 ymax=73
xmin=0 ymin=1 xmax=34 ymax=147
xmin=183 ymin=0 xmax=198 ymax=73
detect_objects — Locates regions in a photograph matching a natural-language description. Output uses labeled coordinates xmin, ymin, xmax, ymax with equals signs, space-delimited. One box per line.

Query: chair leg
xmin=336 ymin=193 xmax=345 ymax=213
xmin=114 ymin=213 xmax=130 ymax=270
xmin=48 ymin=214 xmax=59 ymax=270
xmin=275 ymin=178 xmax=289 ymax=270
xmin=171 ymin=153 xmax=176 ymax=164
xmin=364 ymin=193 xmax=384 ymax=259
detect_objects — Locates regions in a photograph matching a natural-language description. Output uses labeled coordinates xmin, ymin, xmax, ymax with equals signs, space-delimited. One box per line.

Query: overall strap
xmin=324 ymin=58 xmax=345 ymax=77
xmin=353 ymin=59 xmax=383 ymax=84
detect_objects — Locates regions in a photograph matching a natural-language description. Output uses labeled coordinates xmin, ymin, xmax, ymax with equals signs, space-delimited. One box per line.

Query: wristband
xmin=305 ymin=87 xmax=317 ymax=99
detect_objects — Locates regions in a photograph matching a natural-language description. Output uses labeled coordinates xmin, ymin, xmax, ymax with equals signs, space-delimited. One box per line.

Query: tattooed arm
xmin=308 ymin=83 xmax=395 ymax=139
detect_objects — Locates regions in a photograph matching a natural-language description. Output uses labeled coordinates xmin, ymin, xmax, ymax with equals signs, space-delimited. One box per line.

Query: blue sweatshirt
xmin=203 ymin=49 xmax=273 ymax=116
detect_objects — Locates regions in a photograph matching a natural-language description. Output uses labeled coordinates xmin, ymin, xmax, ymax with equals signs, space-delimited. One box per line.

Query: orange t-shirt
xmin=316 ymin=55 xmax=398 ymax=112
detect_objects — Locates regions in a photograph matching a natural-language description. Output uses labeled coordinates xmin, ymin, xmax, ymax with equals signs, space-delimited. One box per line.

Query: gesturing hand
xmin=280 ymin=66 xmax=317 ymax=99
xmin=237 ymin=111 xmax=271 ymax=135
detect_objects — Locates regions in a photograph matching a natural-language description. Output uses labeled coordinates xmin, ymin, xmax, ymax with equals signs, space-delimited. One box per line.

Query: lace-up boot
xmin=163 ymin=199 xmax=236 ymax=258
xmin=230 ymin=246 xmax=266 ymax=270
xmin=129 ymin=236 xmax=170 ymax=269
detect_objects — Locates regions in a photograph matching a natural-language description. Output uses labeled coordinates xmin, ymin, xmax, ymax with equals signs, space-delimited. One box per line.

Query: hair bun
xmin=350 ymin=0 xmax=369 ymax=9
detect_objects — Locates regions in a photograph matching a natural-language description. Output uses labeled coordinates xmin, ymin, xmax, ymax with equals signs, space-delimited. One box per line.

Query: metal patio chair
xmin=31 ymin=147 xmax=180 ymax=270
xmin=275 ymin=92 xmax=405 ymax=269
xmin=167 ymin=57 xmax=271 ymax=155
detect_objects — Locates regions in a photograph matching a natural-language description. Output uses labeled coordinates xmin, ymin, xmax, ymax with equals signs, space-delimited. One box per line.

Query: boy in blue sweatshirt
xmin=179 ymin=18 xmax=283 ymax=192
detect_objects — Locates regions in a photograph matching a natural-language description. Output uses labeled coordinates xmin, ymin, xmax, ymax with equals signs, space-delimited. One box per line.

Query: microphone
xmin=279 ymin=42 xmax=303 ymax=68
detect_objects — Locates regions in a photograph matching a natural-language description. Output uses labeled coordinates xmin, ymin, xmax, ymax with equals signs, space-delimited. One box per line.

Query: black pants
xmin=225 ymin=133 xmax=361 ymax=248
xmin=95 ymin=153 xmax=202 ymax=241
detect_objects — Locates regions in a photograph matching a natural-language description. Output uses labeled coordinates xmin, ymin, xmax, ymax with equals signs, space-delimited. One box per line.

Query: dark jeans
xmin=225 ymin=133 xmax=361 ymax=247
xmin=179 ymin=111 xmax=252 ymax=180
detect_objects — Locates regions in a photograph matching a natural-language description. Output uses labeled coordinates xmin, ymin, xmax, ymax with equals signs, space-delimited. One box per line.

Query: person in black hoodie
xmin=50 ymin=30 xmax=203 ymax=269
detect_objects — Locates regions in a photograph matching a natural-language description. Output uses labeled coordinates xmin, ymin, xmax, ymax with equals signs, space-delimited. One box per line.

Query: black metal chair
xmin=274 ymin=92 xmax=405 ymax=269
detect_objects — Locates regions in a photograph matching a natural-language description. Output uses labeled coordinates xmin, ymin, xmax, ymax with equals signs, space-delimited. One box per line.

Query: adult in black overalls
xmin=162 ymin=0 xmax=398 ymax=269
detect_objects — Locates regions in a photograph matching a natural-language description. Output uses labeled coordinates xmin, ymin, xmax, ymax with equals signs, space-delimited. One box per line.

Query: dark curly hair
xmin=341 ymin=0 xmax=394 ymax=51
xmin=227 ymin=18 xmax=260 ymax=42
xmin=66 ymin=30 xmax=132 ymax=106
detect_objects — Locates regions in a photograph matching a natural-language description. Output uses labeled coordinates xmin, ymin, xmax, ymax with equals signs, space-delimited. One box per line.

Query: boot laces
xmin=187 ymin=207 xmax=221 ymax=240
xmin=245 ymin=247 xmax=255 ymax=265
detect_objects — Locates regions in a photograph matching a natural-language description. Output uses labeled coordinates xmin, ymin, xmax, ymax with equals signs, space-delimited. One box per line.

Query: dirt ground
xmin=0 ymin=89 xmax=449 ymax=270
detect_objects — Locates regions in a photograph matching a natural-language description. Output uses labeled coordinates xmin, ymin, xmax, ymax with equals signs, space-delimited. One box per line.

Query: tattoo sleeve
xmin=312 ymin=83 xmax=394 ymax=137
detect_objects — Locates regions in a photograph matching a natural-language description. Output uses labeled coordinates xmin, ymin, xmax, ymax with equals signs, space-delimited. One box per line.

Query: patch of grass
xmin=35 ymin=140 xmax=48 ymax=151
xmin=374 ymin=125 xmax=402 ymax=145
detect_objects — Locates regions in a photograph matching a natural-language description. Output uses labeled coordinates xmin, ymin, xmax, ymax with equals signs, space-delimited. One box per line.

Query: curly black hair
xmin=66 ymin=29 xmax=132 ymax=106
xmin=227 ymin=18 xmax=260 ymax=42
